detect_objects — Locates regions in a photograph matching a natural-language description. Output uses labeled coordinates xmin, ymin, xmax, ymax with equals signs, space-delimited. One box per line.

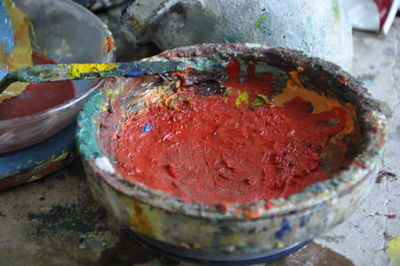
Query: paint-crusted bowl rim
xmin=78 ymin=43 xmax=386 ymax=220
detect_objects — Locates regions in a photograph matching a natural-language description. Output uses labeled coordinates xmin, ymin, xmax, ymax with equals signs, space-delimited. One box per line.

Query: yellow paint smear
xmin=220 ymin=233 xmax=246 ymax=247
xmin=389 ymin=237 xmax=400 ymax=266
xmin=127 ymin=18 xmax=145 ymax=33
xmin=123 ymin=197 xmax=164 ymax=240
xmin=0 ymin=0 xmax=33 ymax=103
xmin=50 ymin=151 xmax=68 ymax=162
xmin=68 ymin=63 xmax=118 ymax=78
xmin=271 ymin=71 xmax=356 ymax=135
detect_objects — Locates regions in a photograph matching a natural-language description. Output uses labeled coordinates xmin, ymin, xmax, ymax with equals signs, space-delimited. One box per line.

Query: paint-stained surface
xmin=0 ymin=161 xmax=177 ymax=266
xmin=0 ymin=160 xmax=352 ymax=266
xmin=388 ymin=236 xmax=400 ymax=265
xmin=0 ymin=8 xmax=399 ymax=266
xmin=315 ymin=18 xmax=400 ymax=266
xmin=122 ymin=0 xmax=353 ymax=70
xmin=268 ymin=242 xmax=354 ymax=266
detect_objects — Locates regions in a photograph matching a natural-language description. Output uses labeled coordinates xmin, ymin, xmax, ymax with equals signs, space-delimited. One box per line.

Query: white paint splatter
xmin=95 ymin=157 xmax=115 ymax=174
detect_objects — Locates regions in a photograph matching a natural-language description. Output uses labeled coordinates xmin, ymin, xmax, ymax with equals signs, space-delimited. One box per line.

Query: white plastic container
xmin=345 ymin=0 xmax=400 ymax=34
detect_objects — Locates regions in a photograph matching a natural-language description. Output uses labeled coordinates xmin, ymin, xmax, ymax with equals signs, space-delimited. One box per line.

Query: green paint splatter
xmin=224 ymin=87 xmax=232 ymax=103
xmin=235 ymin=91 xmax=249 ymax=106
xmin=255 ymin=63 xmax=287 ymax=76
xmin=224 ymin=32 xmax=247 ymax=43
xmin=224 ymin=87 xmax=232 ymax=95
xmin=254 ymin=13 xmax=272 ymax=36
xmin=332 ymin=0 xmax=341 ymax=24
xmin=384 ymin=232 xmax=394 ymax=241
xmin=251 ymin=94 xmax=269 ymax=106
xmin=255 ymin=13 xmax=268 ymax=30
xmin=76 ymin=90 xmax=104 ymax=160
xmin=251 ymin=98 xmax=264 ymax=106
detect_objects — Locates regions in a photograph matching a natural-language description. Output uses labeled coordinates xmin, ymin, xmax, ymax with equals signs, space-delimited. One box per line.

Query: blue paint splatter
xmin=275 ymin=218 xmax=291 ymax=239
xmin=0 ymin=0 xmax=15 ymax=53
xmin=142 ymin=123 xmax=152 ymax=132
xmin=299 ymin=214 xmax=312 ymax=227
xmin=116 ymin=64 xmax=147 ymax=77
xmin=254 ymin=12 xmax=272 ymax=36
xmin=0 ymin=69 xmax=9 ymax=81
xmin=322 ymin=210 xmax=330 ymax=218
xmin=126 ymin=70 xmax=146 ymax=76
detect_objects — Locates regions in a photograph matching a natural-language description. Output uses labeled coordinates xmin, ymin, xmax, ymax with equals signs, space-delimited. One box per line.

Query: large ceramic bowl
xmin=77 ymin=44 xmax=385 ymax=264
xmin=0 ymin=0 xmax=115 ymax=153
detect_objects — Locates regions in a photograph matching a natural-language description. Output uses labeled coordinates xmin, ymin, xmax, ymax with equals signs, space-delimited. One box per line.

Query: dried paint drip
xmin=101 ymin=59 xmax=358 ymax=204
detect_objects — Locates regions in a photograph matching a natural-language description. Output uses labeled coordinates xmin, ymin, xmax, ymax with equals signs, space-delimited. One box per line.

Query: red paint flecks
xmin=0 ymin=53 xmax=75 ymax=120
xmin=339 ymin=77 xmax=350 ymax=84
xmin=103 ymin=36 xmax=115 ymax=53
xmin=264 ymin=201 xmax=276 ymax=210
xmin=243 ymin=208 xmax=264 ymax=219
xmin=215 ymin=203 xmax=231 ymax=213
xmin=223 ymin=60 xmax=274 ymax=97
xmin=353 ymin=161 xmax=367 ymax=169
xmin=375 ymin=212 xmax=397 ymax=219
xmin=110 ymin=61 xmax=353 ymax=204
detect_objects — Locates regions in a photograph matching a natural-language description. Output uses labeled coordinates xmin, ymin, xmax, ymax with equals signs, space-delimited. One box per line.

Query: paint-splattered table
xmin=0 ymin=8 xmax=399 ymax=265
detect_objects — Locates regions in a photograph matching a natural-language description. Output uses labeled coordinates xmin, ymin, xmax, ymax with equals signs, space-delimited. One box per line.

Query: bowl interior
xmin=0 ymin=0 xmax=114 ymax=153
xmin=14 ymin=0 xmax=115 ymax=99
xmin=79 ymin=44 xmax=385 ymax=218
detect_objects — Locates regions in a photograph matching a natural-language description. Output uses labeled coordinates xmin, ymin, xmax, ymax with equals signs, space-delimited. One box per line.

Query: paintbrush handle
xmin=0 ymin=61 xmax=193 ymax=94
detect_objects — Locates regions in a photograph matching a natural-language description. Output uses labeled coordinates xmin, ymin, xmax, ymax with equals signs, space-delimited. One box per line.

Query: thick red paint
xmin=0 ymin=53 xmax=75 ymax=120
xmin=112 ymin=62 xmax=349 ymax=204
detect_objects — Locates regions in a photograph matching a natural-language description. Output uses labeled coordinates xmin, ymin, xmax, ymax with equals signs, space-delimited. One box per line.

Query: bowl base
xmin=0 ymin=123 xmax=76 ymax=190
xmin=125 ymin=227 xmax=311 ymax=265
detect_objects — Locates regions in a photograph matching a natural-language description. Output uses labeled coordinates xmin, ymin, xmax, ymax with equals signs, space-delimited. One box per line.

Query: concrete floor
xmin=316 ymin=19 xmax=400 ymax=266
xmin=0 ymin=10 xmax=399 ymax=266
xmin=0 ymin=159 xmax=353 ymax=266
